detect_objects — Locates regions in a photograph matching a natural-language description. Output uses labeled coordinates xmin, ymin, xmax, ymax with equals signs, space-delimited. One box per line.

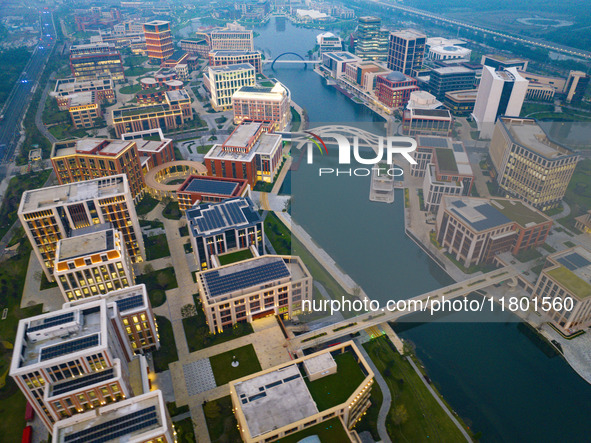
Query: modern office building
xmin=489 ymin=117 xmax=579 ymax=211
xmin=316 ymin=32 xmax=342 ymax=54
xmin=436 ymin=196 xmax=553 ymax=267
xmin=427 ymin=44 xmax=471 ymax=61
xmin=64 ymin=284 xmax=160 ymax=356
xmin=18 ymin=175 xmax=145 ymax=280
xmin=203 ymin=63 xmax=256 ymax=111
xmin=429 ymin=66 xmax=476 ymax=99
xmin=111 ymin=94 xmax=193 ymax=137
xmin=54 ymin=226 xmax=134 ymax=302
xmin=230 ymin=341 xmax=374 ymax=442
xmin=481 ymin=54 xmax=528 ymax=71
xmin=9 ymin=299 xmax=153 ymax=431
xmin=473 ymin=66 xmax=529 ymax=138
xmin=51 ymin=78 xmax=115 ymax=127
xmin=51 ymin=138 xmax=144 ymax=200
xmin=374 ymin=71 xmax=418 ymax=110
xmin=69 ymin=49 xmax=125 ymax=82
xmin=187 ymin=196 xmax=264 ymax=270
xmin=121 ymin=128 xmax=176 ymax=170
xmin=402 ymin=108 xmax=453 ymax=137
xmin=387 ymin=29 xmax=426 ymax=75
xmin=143 ymin=20 xmax=174 ymax=61
xmin=209 ymin=50 xmax=263 ymax=73
xmin=196 ymin=255 xmax=312 ymax=332
xmin=204 ymin=121 xmax=283 ymax=185
xmin=444 ymin=89 xmax=478 ymax=115
xmin=343 ymin=60 xmax=391 ymax=93
xmin=406 ymin=90 xmax=443 ymax=110
xmin=321 ymin=51 xmax=362 ymax=79
xmin=210 ymin=29 xmax=254 ymax=51
xmin=70 ymin=42 xmax=116 ymax=56
xmin=415 ymin=137 xmax=474 ymax=212
xmin=232 ymin=82 xmax=291 ymax=131
xmin=575 ymin=211 xmax=591 ymax=234
xmin=532 ymin=246 xmax=591 ymax=334
xmin=180 ymin=38 xmax=211 ymax=57
xmin=52 ymin=391 xmax=174 ymax=443
xmin=563 ymin=70 xmax=589 ymax=103
xmin=355 ymin=16 xmax=389 ymax=61
xmin=177 ymin=175 xmax=250 ymax=211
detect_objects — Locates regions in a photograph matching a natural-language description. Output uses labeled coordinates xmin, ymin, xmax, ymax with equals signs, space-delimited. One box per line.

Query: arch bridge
xmin=267 ymin=52 xmax=318 ymax=69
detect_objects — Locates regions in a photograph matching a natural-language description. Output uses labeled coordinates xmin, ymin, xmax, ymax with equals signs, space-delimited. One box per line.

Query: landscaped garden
xmin=136 ymin=267 xmax=178 ymax=307
xmin=143 ymin=234 xmax=171 ymax=261
xmin=209 ymin=344 xmax=262 ymax=386
xmin=152 ymin=316 xmax=178 ymax=372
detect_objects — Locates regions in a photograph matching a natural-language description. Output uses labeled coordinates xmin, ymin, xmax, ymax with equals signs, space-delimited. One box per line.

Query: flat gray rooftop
xmin=58 ymin=228 xmax=114 ymax=261
xmin=235 ymin=364 xmax=318 ymax=438
xmin=224 ymin=122 xmax=262 ymax=148
xmin=506 ymin=120 xmax=570 ymax=159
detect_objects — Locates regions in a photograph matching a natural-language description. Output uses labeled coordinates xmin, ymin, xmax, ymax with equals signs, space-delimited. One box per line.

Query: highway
xmin=0 ymin=9 xmax=57 ymax=181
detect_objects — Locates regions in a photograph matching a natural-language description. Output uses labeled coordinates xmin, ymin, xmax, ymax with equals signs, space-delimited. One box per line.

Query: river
xmin=181 ymin=15 xmax=591 ymax=442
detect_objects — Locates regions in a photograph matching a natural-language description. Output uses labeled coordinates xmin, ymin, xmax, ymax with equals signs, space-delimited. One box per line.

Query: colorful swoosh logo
xmin=305 ymin=131 xmax=328 ymax=155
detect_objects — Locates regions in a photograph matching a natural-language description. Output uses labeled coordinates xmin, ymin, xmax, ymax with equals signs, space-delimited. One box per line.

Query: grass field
xmin=152 ymin=316 xmax=179 ymax=372
xmin=364 ymin=336 xmax=471 ymax=442
xmin=136 ymin=195 xmax=160 ymax=215
xmin=144 ymin=234 xmax=171 ymax=261
xmin=217 ymin=249 xmax=253 ymax=266
xmin=209 ymin=344 xmax=262 ymax=386
xmin=203 ymin=395 xmax=241 ymax=443
xmin=136 ymin=267 xmax=178 ymax=307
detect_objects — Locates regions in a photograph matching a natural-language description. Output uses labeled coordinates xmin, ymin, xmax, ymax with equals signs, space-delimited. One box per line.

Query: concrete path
xmin=406 ymin=356 xmax=471 ymax=442
xmin=356 ymin=341 xmax=393 ymax=443
xmin=551 ymin=200 xmax=571 ymax=220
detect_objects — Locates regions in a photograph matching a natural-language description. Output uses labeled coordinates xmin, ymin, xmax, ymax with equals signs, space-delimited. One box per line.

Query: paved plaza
xmin=183 ymin=358 xmax=217 ymax=396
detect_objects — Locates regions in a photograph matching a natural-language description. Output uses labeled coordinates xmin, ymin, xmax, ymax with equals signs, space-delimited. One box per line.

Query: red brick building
xmin=177 ymin=175 xmax=249 ymax=211
xmin=375 ymin=71 xmax=419 ymax=109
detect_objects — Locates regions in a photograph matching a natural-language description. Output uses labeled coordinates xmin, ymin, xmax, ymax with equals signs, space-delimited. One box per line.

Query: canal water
xmin=253 ymin=16 xmax=591 ymax=442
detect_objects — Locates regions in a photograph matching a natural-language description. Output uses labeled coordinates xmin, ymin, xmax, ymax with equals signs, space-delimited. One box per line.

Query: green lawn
xmin=48 ymin=123 xmax=88 ymax=140
xmin=179 ymin=225 xmax=189 ymax=237
xmin=0 ymin=170 xmax=51 ymax=244
xmin=135 ymin=195 xmax=160 ymax=215
xmin=166 ymin=401 xmax=189 ymax=418
xmin=559 ymin=159 xmax=591 ymax=231
xmin=217 ymin=249 xmax=253 ymax=266
xmin=140 ymin=219 xmax=164 ymax=230
xmin=514 ymin=248 xmax=543 ymax=263
xmin=209 ymin=344 xmax=262 ymax=386
xmin=264 ymin=212 xmax=356 ymax=319
xmin=203 ymin=395 xmax=241 ymax=443
xmin=144 ymin=234 xmax=171 ymax=261
xmin=182 ymin=298 xmax=253 ymax=352
xmin=163 ymin=201 xmax=182 ymax=220
xmin=304 ymin=351 xmax=366 ymax=411
xmin=136 ymin=267 xmax=178 ymax=307
xmin=280 ymin=417 xmax=351 ymax=443
xmin=119 ymin=83 xmax=142 ymax=94
xmin=364 ymin=336 xmax=471 ymax=442
xmin=547 ymin=266 xmax=591 ymax=298
xmin=125 ymin=66 xmax=155 ymax=77
xmin=174 ymin=416 xmax=196 ymax=443
xmin=152 ymin=316 xmax=179 ymax=372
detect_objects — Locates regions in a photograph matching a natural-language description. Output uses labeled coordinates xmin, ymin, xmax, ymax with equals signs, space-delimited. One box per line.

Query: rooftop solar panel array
xmin=185 ymin=178 xmax=239 ymax=196
xmin=419 ymin=136 xmax=448 ymax=148
xmin=63 ymin=405 xmax=157 ymax=443
xmin=52 ymin=368 xmax=114 ymax=396
xmin=203 ymin=260 xmax=290 ymax=297
xmin=452 ymin=142 xmax=464 ymax=153
xmin=557 ymin=253 xmax=591 ymax=271
xmin=28 ymin=312 xmax=75 ymax=333
xmin=192 ymin=201 xmax=248 ymax=233
xmin=40 ymin=334 xmax=100 ymax=362
xmin=115 ymin=294 xmax=144 ymax=312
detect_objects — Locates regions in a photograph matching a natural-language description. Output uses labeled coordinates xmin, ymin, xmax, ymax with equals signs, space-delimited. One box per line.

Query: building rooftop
xmin=391 ymin=29 xmax=426 ymax=39
xmin=432 ymin=66 xmax=474 ymax=75
xmin=224 ymin=122 xmax=262 ymax=148
xmin=53 ymin=391 xmax=168 ymax=443
xmin=209 ymin=63 xmax=255 ymax=73
xmin=187 ymin=197 xmax=261 ymax=236
xmin=113 ymin=104 xmax=173 ymax=118
xmin=209 ymin=49 xmax=260 ymax=57
xmin=57 ymin=227 xmax=116 ymax=261
xmin=52 ymin=138 xmax=133 ymax=158
xmin=501 ymin=118 xmax=575 ymax=160
xmin=408 ymin=108 xmax=451 ymax=118
xmin=234 ymin=364 xmax=318 ymax=438
xmin=490 ymin=199 xmax=550 ymax=226
xmin=323 ymin=51 xmax=359 ymax=62
xmin=546 ymin=247 xmax=591 ymax=299
xmin=19 ymin=175 xmax=128 ymax=213
xmin=445 ymin=89 xmax=478 ymax=101
xmin=182 ymin=177 xmax=239 ymax=196
xmin=199 ymin=256 xmax=291 ymax=300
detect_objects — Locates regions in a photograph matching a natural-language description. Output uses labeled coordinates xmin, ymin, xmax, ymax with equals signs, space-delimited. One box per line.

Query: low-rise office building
xmin=203 ymin=63 xmax=256 ymax=111
xmin=489 ymin=117 xmax=579 ymax=211
xmin=402 ymin=108 xmax=453 ymax=137
xmin=316 ymin=32 xmax=342 ymax=54
xmin=187 ymin=196 xmax=264 ymax=270
xmin=232 ymin=82 xmax=291 ymax=131
xmin=180 ymin=38 xmax=211 ymax=57
xmin=443 ymin=89 xmax=478 ymax=115
xmin=177 ymin=175 xmax=249 ymax=211
xmin=532 ymin=247 xmax=591 ymax=334
xmin=52 ymin=391 xmax=174 ymax=443
xmin=429 ymin=66 xmax=476 ymax=100
xmin=321 ymin=51 xmax=362 ymax=79
xmin=564 ymin=70 xmax=589 ymax=103
xmin=121 ymin=128 xmax=176 ymax=171
xmin=54 ymin=226 xmax=134 ymax=302
xmin=209 ymin=50 xmax=262 ymax=73
xmin=204 ymin=122 xmax=283 ymax=185
xmin=343 ymin=60 xmax=390 ymax=93
xmin=436 ymin=196 xmax=553 ymax=267
xmin=196 ymin=255 xmax=312 ymax=332
xmin=210 ymin=29 xmax=254 ymax=51
xmin=18 ymin=175 xmax=145 ymax=280
xmin=51 ymin=138 xmax=144 ymax=200
xmin=375 ymin=71 xmax=419 ymax=109
xmin=51 ymin=78 xmax=115 ymax=126
xmin=230 ymin=341 xmax=374 ymax=442
xmin=481 ymin=54 xmax=528 ymax=71
xmin=70 ymin=48 xmax=124 ymax=82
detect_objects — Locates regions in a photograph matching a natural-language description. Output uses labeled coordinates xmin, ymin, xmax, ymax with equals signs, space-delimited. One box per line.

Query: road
xmin=0 ymin=9 xmax=57 ymax=180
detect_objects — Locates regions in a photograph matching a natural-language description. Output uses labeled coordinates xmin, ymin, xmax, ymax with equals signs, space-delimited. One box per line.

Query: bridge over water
xmin=288 ymin=266 xmax=520 ymax=351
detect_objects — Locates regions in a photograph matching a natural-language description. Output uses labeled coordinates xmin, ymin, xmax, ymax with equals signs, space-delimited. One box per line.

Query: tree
xmin=143 ymin=263 xmax=155 ymax=274
xmin=391 ymin=404 xmax=408 ymax=427
xmin=203 ymin=401 xmax=221 ymax=420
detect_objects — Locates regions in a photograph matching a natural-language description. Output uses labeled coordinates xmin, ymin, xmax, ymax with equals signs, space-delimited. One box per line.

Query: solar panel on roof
xmin=452 ymin=200 xmax=466 ymax=208
xmin=64 ymin=406 xmax=157 ymax=443
xmin=420 ymin=137 xmax=448 ymax=148
xmin=185 ymin=178 xmax=238 ymax=195
xmin=40 ymin=334 xmax=99 ymax=362
xmin=557 ymin=253 xmax=591 ymax=271
xmin=115 ymin=294 xmax=144 ymax=312
xmin=28 ymin=312 xmax=74 ymax=333
xmin=203 ymin=260 xmax=290 ymax=297
xmin=52 ymin=368 xmax=114 ymax=396
xmin=452 ymin=142 xmax=464 ymax=153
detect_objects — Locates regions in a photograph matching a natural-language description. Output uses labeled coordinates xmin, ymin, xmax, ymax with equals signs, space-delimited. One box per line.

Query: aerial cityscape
xmin=1 ymin=0 xmax=591 ymax=442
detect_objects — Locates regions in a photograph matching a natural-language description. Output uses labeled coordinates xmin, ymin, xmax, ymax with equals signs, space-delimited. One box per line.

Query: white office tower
xmin=472 ymin=66 xmax=528 ymax=139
